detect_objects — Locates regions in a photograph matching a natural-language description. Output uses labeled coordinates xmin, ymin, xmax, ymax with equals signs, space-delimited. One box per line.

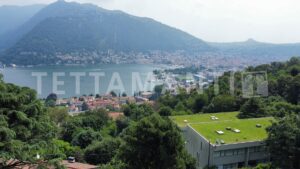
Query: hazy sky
xmin=1 ymin=0 xmax=300 ymax=43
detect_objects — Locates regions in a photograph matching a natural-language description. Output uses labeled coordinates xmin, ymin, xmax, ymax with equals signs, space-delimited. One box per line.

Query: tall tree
xmin=266 ymin=114 xmax=300 ymax=169
xmin=81 ymin=102 xmax=89 ymax=111
xmin=110 ymin=91 xmax=117 ymax=97
xmin=47 ymin=107 xmax=69 ymax=125
xmin=238 ymin=98 xmax=267 ymax=118
xmin=45 ymin=93 xmax=58 ymax=107
xmin=286 ymin=75 xmax=300 ymax=104
xmin=0 ymin=78 xmax=62 ymax=168
xmin=84 ymin=138 xmax=121 ymax=165
xmin=204 ymin=95 xmax=237 ymax=113
xmin=122 ymin=104 xmax=154 ymax=120
xmin=61 ymin=109 xmax=109 ymax=142
xmin=118 ymin=114 xmax=196 ymax=169
xmin=71 ymin=128 xmax=102 ymax=149
xmin=158 ymin=106 xmax=172 ymax=116
xmin=192 ymin=94 xmax=208 ymax=113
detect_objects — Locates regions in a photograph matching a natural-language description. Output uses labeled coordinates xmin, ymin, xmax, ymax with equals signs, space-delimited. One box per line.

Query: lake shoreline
xmin=2 ymin=64 xmax=167 ymax=98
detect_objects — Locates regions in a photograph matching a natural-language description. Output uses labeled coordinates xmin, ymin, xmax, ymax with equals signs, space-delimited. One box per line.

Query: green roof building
xmin=171 ymin=112 xmax=272 ymax=169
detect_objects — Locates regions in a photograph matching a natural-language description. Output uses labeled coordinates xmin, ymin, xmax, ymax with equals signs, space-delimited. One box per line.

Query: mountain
xmin=0 ymin=4 xmax=45 ymax=51
xmin=0 ymin=4 xmax=44 ymax=36
xmin=0 ymin=1 xmax=100 ymax=51
xmin=1 ymin=1 xmax=299 ymax=66
xmin=0 ymin=0 xmax=213 ymax=65
xmin=209 ymin=39 xmax=300 ymax=61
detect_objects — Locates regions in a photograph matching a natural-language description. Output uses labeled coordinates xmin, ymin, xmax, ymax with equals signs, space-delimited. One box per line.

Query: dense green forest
xmin=0 ymin=74 xmax=64 ymax=168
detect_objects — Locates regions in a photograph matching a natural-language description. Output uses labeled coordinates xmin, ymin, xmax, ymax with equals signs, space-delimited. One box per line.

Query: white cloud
xmin=1 ymin=0 xmax=300 ymax=43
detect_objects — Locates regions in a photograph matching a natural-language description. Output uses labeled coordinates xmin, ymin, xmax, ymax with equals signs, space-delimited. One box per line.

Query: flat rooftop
xmin=170 ymin=112 xmax=239 ymax=127
xmin=171 ymin=112 xmax=273 ymax=144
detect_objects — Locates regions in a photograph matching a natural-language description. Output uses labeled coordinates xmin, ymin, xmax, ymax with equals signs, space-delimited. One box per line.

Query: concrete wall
xmin=183 ymin=125 xmax=214 ymax=169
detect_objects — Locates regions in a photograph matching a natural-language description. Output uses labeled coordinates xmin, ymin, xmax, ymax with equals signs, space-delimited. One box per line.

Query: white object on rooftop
xmin=233 ymin=129 xmax=241 ymax=133
xmin=211 ymin=116 xmax=218 ymax=120
xmin=216 ymin=130 xmax=224 ymax=135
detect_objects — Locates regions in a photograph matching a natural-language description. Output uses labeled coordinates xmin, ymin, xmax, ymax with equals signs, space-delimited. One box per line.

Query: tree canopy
xmin=238 ymin=98 xmax=267 ymax=118
xmin=0 ymin=78 xmax=62 ymax=168
xmin=117 ymin=114 xmax=196 ymax=169
xmin=266 ymin=114 xmax=300 ymax=169
xmin=84 ymin=138 xmax=121 ymax=165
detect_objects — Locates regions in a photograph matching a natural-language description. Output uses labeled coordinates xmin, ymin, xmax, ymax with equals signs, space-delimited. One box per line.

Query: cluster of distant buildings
xmin=55 ymin=92 xmax=155 ymax=115
xmin=7 ymin=49 xmax=258 ymax=67
xmin=156 ymin=68 xmax=228 ymax=94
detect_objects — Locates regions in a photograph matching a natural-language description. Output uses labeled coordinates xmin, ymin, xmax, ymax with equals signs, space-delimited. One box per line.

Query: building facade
xmin=183 ymin=125 xmax=270 ymax=169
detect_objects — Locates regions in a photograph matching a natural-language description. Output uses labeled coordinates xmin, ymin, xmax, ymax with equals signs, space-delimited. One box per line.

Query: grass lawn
xmin=170 ymin=112 xmax=239 ymax=127
xmin=190 ymin=117 xmax=273 ymax=144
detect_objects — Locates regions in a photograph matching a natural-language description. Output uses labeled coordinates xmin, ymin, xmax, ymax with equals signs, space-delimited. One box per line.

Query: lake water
xmin=1 ymin=64 xmax=163 ymax=98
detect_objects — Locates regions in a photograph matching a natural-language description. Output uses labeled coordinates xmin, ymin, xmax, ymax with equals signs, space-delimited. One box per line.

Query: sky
xmin=0 ymin=0 xmax=300 ymax=43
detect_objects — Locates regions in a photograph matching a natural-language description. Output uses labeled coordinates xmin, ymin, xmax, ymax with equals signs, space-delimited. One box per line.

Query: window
xmin=214 ymin=150 xmax=226 ymax=157
xmin=238 ymin=148 xmax=245 ymax=155
xmin=249 ymin=146 xmax=265 ymax=153
xmin=223 ymin=163 xmax=237 ymax=169
xmin=233 ymin=149 xmax=238 ymax=155
xmin=225 ymin=150 xmax=234 ymax=156
xmin=214 ymin=151 xmax=220 ymax=157
xmin=214 ymin=148 xmax=245 ymax=158
xmin=233 ymin=148 xmax=245 ymax=155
